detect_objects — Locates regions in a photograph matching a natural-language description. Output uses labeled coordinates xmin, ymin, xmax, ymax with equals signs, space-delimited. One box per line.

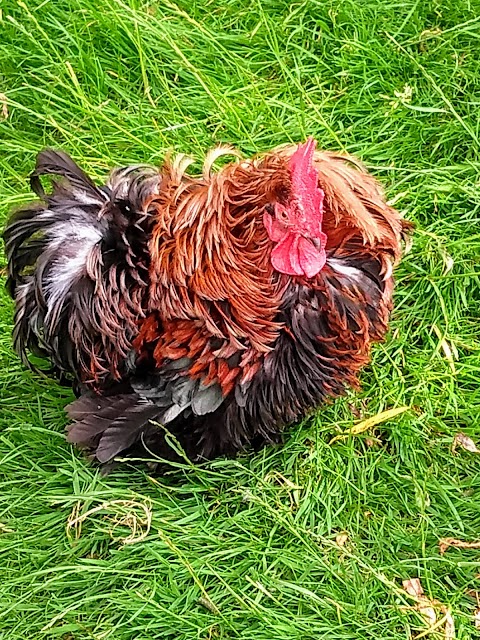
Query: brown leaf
xmin=418 ymin=602 xmax=437 ymax=628
xmin=474 ymin=608 xmax=480 ymax=629
xmin=452 ymin=433 xmax=479 ymax=454
xmin=403 ymin=577 xmax=425 ymax=598
xmin=348 ymin=402 xmax=361 ymax=419
xmin=335 ymin=532 xmax=348 ymax=547
xmin=402 ymin=578 xmax=437 ymax=626
xmin=401 ymin=578 xmax=456 ymax=638
xmin=439 ymin=537 xmax=480 ymax=555
xmin=0 ymin=93 xmax=8 ymax=119
xmin=444 ymin=608 xmax=455 ymax=640
xmin=466 ymin=590 xmax=480 ymax=628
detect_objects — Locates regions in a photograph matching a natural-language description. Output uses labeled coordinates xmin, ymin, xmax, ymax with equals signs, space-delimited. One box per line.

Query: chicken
xmin=3 ymin=138 xmax=411 ymax=470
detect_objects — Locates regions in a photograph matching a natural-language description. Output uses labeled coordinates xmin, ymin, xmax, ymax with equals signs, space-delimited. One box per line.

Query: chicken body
xmin=4 ymin=140 xmax=410 ymax=470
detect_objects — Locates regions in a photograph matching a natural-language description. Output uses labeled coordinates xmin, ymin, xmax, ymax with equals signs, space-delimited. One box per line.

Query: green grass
xmin=1 ymin=0 xmax=480 ymax=637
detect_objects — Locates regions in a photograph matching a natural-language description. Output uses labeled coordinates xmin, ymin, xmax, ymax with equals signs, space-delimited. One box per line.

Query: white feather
xmin=70 ymin=188 xmax=105 ymax=206
xmin=42 ymin=213 xmax=104 ymax=308
xmin=327 ymin=258 xmax=363 ymax=282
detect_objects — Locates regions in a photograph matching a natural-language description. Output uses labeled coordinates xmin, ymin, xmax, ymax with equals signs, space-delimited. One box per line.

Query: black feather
xmin=30 ymin=149 xmax=101 ymax=200
xmin=67 ymin=393 xmax=161 ymax=465
xmin=94 ymin=401 xmax=161 ymax=463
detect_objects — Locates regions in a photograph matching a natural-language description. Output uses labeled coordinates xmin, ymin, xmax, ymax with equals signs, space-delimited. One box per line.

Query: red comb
xmin=287 ymin=137 xmax=324 ymax=239
xmin=289 ymin=137 xmax=318 ymax=200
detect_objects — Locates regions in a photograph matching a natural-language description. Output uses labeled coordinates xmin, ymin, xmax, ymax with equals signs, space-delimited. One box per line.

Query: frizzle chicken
xmin=3 ymin=138 xmax=410 ymax=470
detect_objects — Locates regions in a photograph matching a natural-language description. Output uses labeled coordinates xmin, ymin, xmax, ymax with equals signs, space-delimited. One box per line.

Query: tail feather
xmin=95 ymin=402 xmax=161 ymax=463
xmin=66 ymin=393 xmax=161 ymax=463
xmin=3 ymin=148 xmax=154 ymax=385
xmin=30 ymin=149 xmax=101 ymax=201
xmin=66 ymin=394 xmax=137 ymax=433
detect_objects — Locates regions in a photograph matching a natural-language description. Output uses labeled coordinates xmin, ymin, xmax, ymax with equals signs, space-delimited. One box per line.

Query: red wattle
xmin=297 ymin=235 xmax=327 ymax=278
xmin=270 ymin=233 xmax=303 ymax=276
xmin=270 ymin=232 xmax=326 ymax=278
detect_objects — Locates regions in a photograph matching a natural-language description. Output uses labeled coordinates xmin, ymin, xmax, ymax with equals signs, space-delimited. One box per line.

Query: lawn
xmin=1 ymin=0 xmax=480 ymax=638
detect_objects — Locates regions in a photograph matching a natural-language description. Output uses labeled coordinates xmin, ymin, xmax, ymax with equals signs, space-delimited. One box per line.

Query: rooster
xmin=3 ymin=138 xmax=410 ymax=470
